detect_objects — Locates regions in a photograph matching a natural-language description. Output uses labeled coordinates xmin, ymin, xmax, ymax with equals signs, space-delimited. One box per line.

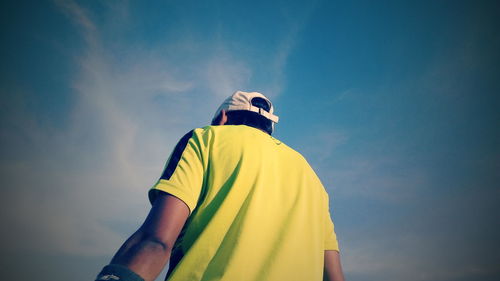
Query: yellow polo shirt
xmin=149 ymin=125 xmax=339 ymax=281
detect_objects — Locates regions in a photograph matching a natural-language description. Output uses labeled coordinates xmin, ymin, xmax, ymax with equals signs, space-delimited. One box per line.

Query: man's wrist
xmin=95 ymin=264 xmax=145 ymax=281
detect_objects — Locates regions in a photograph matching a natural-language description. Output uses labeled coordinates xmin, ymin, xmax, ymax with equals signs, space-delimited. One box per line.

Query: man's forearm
xmin=97 ymin=193 xmax=189 ymax=281
xmin=107 ymin=230 xmax=172 ymax=281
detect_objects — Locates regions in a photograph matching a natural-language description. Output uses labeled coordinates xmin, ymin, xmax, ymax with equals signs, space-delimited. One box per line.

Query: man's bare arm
xmin=99 ymin=193 xmax=190 ymax=281
xmin=323 ymin=250 xmax=345 ymax=281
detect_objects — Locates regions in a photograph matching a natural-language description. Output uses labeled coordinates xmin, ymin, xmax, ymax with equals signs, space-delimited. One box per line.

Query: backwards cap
xmin=212 ymin=91 xmax=279 ymax=124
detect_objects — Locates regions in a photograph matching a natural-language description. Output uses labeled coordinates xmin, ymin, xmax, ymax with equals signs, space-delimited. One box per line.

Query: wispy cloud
xmin=202 ymin=49 xmax=252 ymax=98
xmin=262 ymin=1 xmax=318 ymax=97
xmin=326 ymin=155 xmax=430 ymax=203
xmin=1 ymin=0 xmax=312 ymax=260
xmin=1 ymin=2 xmax=498 ymax=281
xmin=301 ymin=130 xmax=349 ymax=163
xmin=53 ymin=0 xmax=98 ymax=48
xmin=0 ymin=0 xmax=199 ymax=258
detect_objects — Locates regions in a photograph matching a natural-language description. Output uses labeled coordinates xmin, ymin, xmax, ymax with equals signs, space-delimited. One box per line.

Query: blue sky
xmin=0 ymin=1 xmax=499 ymax=281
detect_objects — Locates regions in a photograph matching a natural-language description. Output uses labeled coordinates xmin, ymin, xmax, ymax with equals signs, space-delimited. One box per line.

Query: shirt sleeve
xmin=148 ymin=129 xmax=206 ymax=214
xmin=324 ymin=192 xmax=340 ymax=251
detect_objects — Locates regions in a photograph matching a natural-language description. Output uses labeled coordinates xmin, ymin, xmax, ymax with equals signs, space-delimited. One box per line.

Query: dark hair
xmin=212 ymin=97 xmax=274 ymax=135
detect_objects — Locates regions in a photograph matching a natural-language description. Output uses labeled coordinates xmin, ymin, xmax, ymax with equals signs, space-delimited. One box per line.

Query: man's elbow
xmin=139 ymin=235 xmax=172 ymax=254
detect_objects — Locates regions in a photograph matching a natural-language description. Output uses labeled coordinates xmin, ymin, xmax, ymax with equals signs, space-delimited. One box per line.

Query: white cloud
xmin=327 ymin=155 xmax=429 ymax=203
xmin=53 ymin=0 xmax=99 ymax=48
xmin=300 ymin=129 xmax=349 ymax=163
xmin=1 ymin=0 xmax=314 ymax=264
xmin=202 ymin=50 xmax=252 ymax=98
xmin=1 ymin=0 xmax=310 ymax=256
xmin=261 ymin=2 xmax=318 ymax=98
xmin=0 ymin=0 xmax=200 ymax=258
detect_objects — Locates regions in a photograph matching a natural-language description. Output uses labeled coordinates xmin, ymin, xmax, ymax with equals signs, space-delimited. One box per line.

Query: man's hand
xmin=105 ymin=192 xmax=190 ymax=281
xmin=323 ymin=250 xmax=345 ymax=281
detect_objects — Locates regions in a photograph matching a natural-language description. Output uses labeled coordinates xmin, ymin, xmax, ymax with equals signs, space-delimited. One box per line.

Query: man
xmin=95 ymin=91 xmax=345 ymax=281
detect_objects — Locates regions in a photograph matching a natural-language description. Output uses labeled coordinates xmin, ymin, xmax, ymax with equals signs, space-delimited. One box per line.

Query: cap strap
xmin=225 ymin=105 xmax=279 ymax=123
xmin=248 ymin=105 xmax=279 ymax=123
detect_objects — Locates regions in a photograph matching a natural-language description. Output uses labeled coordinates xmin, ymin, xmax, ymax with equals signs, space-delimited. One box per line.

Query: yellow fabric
xmin=149 ymin=125 xmax=339 ymax=281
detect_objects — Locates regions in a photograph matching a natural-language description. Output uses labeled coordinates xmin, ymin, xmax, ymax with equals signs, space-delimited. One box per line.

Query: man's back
xmin=150 ymin=125 xmax=339 ymax=281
